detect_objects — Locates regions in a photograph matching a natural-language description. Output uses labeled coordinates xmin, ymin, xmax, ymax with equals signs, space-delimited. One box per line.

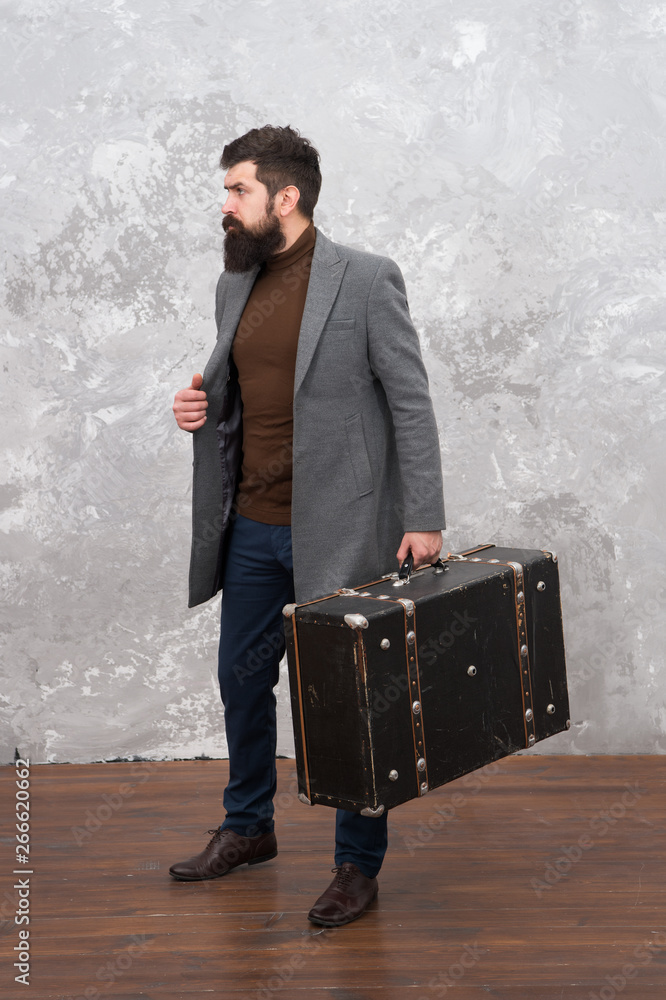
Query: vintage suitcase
xmin=283 ymin=543 xmax=569 ymax=816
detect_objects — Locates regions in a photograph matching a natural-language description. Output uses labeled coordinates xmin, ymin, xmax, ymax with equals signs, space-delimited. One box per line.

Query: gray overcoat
xmin=188 ymin=228 xmax=445 ymax=608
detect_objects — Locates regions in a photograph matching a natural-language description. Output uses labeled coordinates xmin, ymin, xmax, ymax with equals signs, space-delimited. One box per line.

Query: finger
xmin=179 ymin=416 xmax=207 ymax=431
xmin=176 ymin=390 xmax=207 ymax=402
xmin=191 ymin=372 xmax=203 ymax=390
xmin=176 ymin=399 xmax=208 ymax=411
xmin=396 ymin=539 xmax=411 ymax=563
xmin=413 ymin=547 xmax=437 ymax=568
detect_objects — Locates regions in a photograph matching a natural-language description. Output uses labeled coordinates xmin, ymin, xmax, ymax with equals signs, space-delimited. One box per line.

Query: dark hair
xmin=220 ymin=125 xmax=321 ymax=220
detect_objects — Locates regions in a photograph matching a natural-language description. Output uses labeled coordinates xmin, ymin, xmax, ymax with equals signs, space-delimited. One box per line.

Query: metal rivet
xmin=417 ymin=757 xmax=426 ymax=772
xmin=489 ymin=558 xmax=499 ymax=563
xmin=360 ymin=591 xmax=372 ymax=597
xmin=467 ymin=665 xmax=477 ymax=676
xmin=566 ymin=719 xmax=571 ymax=729
xmin=338 ymin=588 xmax=357 ymax=595
xmin=407 ymin=631 xmax=415 ymax=644
xmin=420 ymin=782 xmax=429 ymax=794
xmin=471 ymin=557 xmax=481 ymax=562
xmin=525 ymin=708 xmax=533 ymax=722
xmin=547 ymin=703 xmax=556 ymax=714
xmin=377 ymin=595 xmax=390 ymax=600
xmin=388 ymin=769 xmax=399 ymax=782
xmin=380 ymin=638 xmax=390 ymax=650
xmin=517 ymin=591 xmax=524 ymax=603
xmin=528 ymin=735 xmax=536 ymax=746
xmin=520 ymin=644 xmax=528 ymax=658
xmin=412 ymin=701 xmax=421 ymax=715
xmin=537 ymin=581 xmax=546 ymax=592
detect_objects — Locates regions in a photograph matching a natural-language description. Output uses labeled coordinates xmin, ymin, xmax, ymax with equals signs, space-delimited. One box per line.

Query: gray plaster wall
xmin=1 ymin=0 xmax=665 ymax=764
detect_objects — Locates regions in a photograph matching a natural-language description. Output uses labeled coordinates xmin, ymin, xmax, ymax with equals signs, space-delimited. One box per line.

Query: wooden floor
xmin=1 ymin=755 xmax=665 ymax=999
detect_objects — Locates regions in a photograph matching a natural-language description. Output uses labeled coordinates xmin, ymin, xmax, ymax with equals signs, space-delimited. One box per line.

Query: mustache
xmin=222 ymin=216 xmax=244 ymax=234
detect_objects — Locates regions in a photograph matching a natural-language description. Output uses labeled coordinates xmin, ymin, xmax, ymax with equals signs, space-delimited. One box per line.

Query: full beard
xmin=222 ymin=209 xmax=286 ymax=273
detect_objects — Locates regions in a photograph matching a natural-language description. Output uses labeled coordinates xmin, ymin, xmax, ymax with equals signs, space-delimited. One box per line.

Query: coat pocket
xmin=345 ymin=413 xmax=374 ymax=497
xmin=326 ymin=319 xmax=355 ymax=334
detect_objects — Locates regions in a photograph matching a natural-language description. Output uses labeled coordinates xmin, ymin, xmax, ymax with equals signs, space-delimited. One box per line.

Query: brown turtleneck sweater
xmin=231 ymin=221 xmax=316 ymax=524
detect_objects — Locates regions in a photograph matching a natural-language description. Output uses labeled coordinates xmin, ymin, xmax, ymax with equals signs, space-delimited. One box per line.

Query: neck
xmin=279 ymin=215 xmax=311 ymax=253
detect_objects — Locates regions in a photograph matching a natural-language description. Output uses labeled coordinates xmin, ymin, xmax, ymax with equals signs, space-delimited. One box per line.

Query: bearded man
xmin=171 ymin=125 xmax=445 ymax=926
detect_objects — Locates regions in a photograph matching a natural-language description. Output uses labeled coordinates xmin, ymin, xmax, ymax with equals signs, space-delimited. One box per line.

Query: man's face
xmin=221 ymin=161 xmax=285 ymax=272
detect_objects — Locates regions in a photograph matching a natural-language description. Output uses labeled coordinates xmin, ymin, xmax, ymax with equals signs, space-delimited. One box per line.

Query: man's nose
xmin=221 ymin=197 xmax=234 ymax=215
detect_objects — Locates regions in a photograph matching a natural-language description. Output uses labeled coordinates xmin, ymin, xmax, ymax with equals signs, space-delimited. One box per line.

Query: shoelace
xmin=205 ymin=828 xmax=227 ymax=846
xmin=331 ymin=864 xmax=357 ymax=888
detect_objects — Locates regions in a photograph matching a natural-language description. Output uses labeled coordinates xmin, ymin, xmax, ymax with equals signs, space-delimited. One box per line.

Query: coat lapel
xmin=202 ymin=267 xmax=258 ymax=393
xmin=294 ymin=229 xmax=347 ymax=397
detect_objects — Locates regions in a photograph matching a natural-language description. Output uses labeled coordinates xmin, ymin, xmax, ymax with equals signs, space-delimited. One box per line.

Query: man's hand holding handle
xmin=397 ymin=530 xmax=443 ymax=571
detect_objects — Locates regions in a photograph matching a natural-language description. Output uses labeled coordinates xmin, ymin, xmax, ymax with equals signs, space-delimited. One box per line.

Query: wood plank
xmin=2 ymin=755 xmax=666 ymax=999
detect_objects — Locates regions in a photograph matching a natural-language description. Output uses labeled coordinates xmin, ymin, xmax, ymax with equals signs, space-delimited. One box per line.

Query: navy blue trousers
xmin=217 ymin=514 xmax=388 ymax=879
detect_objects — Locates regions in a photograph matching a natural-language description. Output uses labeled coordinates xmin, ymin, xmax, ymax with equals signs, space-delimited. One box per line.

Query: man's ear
xmin=276 ymin=185 xmax=301 ymax=217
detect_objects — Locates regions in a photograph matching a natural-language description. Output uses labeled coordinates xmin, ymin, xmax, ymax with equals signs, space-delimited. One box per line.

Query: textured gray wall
xmin=2 ymin=0 xmax=665 ymax=764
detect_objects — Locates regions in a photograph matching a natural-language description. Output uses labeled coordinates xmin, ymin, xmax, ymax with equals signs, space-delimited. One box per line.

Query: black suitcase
xmin=283 ymin=544 xmax=569 ymax=816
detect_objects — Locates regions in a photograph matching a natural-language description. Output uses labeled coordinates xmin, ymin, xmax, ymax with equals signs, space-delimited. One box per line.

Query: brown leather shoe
xmin=308 ymin=862 xmax=378 ymax=926
xmin=169 ymin=828 xmax=277 ymax=881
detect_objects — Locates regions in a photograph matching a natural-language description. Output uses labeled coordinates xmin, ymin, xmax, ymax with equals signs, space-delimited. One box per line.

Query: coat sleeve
xmin=366 ymin=257 xmax=446 ymax=532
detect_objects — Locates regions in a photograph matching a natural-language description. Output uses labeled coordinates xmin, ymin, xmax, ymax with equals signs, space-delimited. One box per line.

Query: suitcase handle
xmin=398 ymin=552 xmax=448 ymax=583
xmin=398 ymin=553 xmax=414 ymax=580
